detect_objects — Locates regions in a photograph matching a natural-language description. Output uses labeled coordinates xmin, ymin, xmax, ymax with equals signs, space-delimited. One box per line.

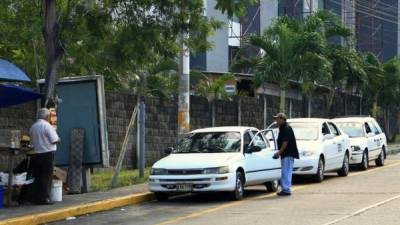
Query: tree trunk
xmin=307 ymin=94 xmax=312 ymax=118
xmin=279 ymin=88 xmax=286 ymax=113
xmin=42 ymin=0 xmax=64 ymax=107
xmin=327 ymin=89 xmax=335 ymax=117
xmin=344 ymin=92 xmax=348 ymax=116
xmin=372 ymin=93 xmax=379 ymax=118
xmin=384 ymin=106 xmax=390 ymax=139
xmin=237 ymin=98 xmax=241 ymax=126
xmin=211 ymin=101 xmax=216 ymax=127
xmin=263 ymin=95 xmax=267 ymax=128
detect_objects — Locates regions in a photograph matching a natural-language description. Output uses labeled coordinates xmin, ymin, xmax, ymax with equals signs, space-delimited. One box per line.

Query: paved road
xmin=51 ymin=154 xmax=400 ymax=225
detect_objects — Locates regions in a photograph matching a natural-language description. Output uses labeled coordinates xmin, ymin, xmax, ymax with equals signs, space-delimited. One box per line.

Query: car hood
xmin=348 ymin=137 xmax=366 ymax=147
xmin=296 ymin=140 xmax=320 ymax=152
xmin=153 ymin=153 xmax=241 ymax=169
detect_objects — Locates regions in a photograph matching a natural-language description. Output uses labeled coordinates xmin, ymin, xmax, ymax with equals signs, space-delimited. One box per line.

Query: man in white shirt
xmin=29 ymin=108 xmax=60 ymax=204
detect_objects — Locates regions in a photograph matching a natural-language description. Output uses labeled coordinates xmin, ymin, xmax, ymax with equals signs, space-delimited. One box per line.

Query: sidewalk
xmin=0 ymin=183 xmax=153 ymax=225
xmin=387 ymin=143 xmax=400 ymax=155
xmin=1 ymin=144 xmax=400 ymax=225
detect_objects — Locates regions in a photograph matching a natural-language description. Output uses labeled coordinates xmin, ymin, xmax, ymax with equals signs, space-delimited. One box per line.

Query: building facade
xmin=190 ymin=0 xmax=399 ymax=95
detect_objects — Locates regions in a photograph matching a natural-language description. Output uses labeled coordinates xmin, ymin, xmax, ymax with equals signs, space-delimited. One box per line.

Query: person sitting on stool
xmin=29 ymin=108 xmax=60 ymax=205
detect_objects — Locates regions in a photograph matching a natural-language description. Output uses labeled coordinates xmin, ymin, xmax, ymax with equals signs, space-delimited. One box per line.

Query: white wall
xmin=260 ymin=0 xmax=279 ymax=33
xmin=206 ymin=0 xmax=229 ymax=73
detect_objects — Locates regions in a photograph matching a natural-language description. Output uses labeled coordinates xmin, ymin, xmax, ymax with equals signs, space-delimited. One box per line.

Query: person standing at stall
xmin=29 ymin=108 xmax=60 ymax=204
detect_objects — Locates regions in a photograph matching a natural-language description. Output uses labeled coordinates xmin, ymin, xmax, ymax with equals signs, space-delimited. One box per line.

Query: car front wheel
xmin=230 ymin=171 xmax=244 ymax=201
xmin=375 ymin=148 xmax=385 ymax=166
xmin=265 ymin=180 xmax=279 ymax=192
xmin=337 ymin=153 xmax=349 ymax=176
xmin=359 ymin=150 xmax=368 ymax=170
xmin=313 ymin=157 xmax=324 ymax=183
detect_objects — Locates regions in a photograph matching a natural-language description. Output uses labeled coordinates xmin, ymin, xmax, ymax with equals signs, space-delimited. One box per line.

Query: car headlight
xmin=203 ymin=166 xmax=230 ymax=174
xmin=151 ymin=168 xmax=167 ymax=175
xmin=301 ymin=150 xmax=314 ymax=157
xmin=351 ymin=146 xmax=361 ymax=151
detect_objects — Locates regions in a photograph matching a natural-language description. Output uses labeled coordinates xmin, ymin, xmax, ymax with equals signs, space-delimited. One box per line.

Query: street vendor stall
xmin=0 ymin=59 xmax=41 ymax=207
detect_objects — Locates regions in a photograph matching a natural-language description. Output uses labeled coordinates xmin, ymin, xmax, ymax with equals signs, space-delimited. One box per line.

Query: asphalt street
xmin=51 ymin=153 xmax=400 ymax=225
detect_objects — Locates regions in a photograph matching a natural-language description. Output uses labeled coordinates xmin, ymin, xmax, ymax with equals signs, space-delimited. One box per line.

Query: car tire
xmin=359 ymin=150 xmax=368 ymax=171
xmin=154 ymin=192 xmax=169 ymax=201
xmin=265 ymin=180 xmax=279 ymax=192
xmin=375 ymin=148 xmax=385 ymax=167
xmin=337 ymin=153 xmax=349 ymax=177
xmin=230 ymin=171 xmax=244 ymax=201
xmin=313 ymin=157 xmax=324 ymax=183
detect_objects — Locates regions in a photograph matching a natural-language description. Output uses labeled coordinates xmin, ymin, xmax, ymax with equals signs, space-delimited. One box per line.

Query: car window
xmin=289 ymin=122 xmax=319 ymax=141
xmin=328 ymin=122 xmax=340 ymax=136
xmin=335 ymin=122 xmax=364 ymax=137
xmin=251 ymin=131 xmax=269 ymax=149
xmin=244 ymin=132 xmax=251 ymax=150
xmin=369 ymin=122 xmax=380 ymax=135
xmin=372 ymin=120 xmax=383 ymax=134
xmin=364 ymin=122 xmax=372 ymax=134
xmin=322 ymin=123 xmax=330 ymax=135
xmin=174 ymin=132 xmax=242 ymax=153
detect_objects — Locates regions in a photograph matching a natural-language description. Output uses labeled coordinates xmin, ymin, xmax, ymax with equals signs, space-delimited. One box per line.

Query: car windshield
xmin=335 ymin=122 xmax=364 ymax=137
xmin=288 ymin=123 xmax=319 ymax=141
xmin=173 ymin=132 xmax=241 ymax=153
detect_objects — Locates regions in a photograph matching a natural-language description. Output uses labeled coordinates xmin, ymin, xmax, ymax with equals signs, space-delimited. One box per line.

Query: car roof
xmin=287 ymin=118 xmax=329 ymax=123
xmin=191 ymin=126 xmax=258 ymax=133
xmin=332 ymin=117 xmax=375 ymax=123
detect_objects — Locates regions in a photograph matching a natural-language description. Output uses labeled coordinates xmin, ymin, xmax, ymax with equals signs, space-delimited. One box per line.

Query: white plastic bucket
xmin=50 ymin=180 xmax=63 ymax=202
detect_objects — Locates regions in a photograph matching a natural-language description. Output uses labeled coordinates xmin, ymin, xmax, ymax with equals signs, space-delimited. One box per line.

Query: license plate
xmin=176 ymin=184 xmax=192 ymax=192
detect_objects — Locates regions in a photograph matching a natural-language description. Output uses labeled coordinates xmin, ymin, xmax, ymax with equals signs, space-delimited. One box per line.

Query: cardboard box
xmin=53 ymin=167 xmax=67 ymax=183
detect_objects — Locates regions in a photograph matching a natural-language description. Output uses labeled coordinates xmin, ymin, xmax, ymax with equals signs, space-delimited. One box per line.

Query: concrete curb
xmin=0 ymin=192 xmax=155 ymax=225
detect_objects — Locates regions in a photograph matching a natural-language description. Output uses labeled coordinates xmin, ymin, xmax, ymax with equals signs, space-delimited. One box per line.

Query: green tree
xmin=325 ymin=46 xmax=366 ymax=115
xmin=379 ymin=57 xmax=400 ymax=136
xmin=363 ymin=53 xmax=385 ymax=118
xmin=237 ymin=14 xmax=333 ymax=114
xmin=195 ymin=74 xmax=236 ymax=126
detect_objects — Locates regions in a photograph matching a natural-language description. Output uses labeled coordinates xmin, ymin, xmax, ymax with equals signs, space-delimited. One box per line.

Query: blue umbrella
xmin=0 ymin=59 xmax=31 ymax=82
xmin=0 ymin=84 xmax=42 ymax=107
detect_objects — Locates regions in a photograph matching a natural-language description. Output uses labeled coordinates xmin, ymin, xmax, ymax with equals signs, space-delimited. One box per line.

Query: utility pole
xmin=178 ymin=5 xmax=190 ymax=141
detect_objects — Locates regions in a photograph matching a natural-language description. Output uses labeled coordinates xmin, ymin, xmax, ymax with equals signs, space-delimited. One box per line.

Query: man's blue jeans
xmin=281 ymin=156 xmax=295 ymax=193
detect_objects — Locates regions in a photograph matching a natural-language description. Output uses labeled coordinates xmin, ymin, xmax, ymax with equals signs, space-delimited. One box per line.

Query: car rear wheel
xmin=359 ymin=150 xmax=368 ymax=170
xmin=375 ymin=148 xmax=385 ymax=167
xmin=313 ymin=157 xmax=324 ymax=183
xmin=337 ymin=153 xmax=349 ymax=177
xmin=265 ymin=180 xmax=279 ymax=192
xmin=230 ymin=171 xmax=244 ymax=201
xmin=154 ymin=192 xmax=169 ymax=201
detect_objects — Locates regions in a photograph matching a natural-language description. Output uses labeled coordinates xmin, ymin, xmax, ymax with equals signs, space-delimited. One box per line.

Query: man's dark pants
xmin=31 ymin=151 xmax=54 ymax=203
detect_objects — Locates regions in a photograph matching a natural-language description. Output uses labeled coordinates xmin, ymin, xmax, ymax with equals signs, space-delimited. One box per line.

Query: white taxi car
xmin=268 ymin=118 xmax=351 ymax=182
xmin=149 ymin=127 xmax=281 ymax=201
xmin=332 ymin=116 xmax=387 ymax=170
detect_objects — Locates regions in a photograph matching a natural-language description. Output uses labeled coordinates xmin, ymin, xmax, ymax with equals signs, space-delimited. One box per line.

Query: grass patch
xmin=91 ymin=168 xmax=151 ymax=192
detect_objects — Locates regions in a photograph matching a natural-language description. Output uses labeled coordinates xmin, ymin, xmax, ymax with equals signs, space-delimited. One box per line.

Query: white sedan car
xmin=332 ymin=116 xmax=387 ymax=170
xmin=149 ymin=126 xmax=281 ymax=201
xmin=268 ymin=118 xmax=351 ymax=182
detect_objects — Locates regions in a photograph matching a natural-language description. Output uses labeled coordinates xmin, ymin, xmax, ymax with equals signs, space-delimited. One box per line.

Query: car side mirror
xmin=164 ymin=147 xmax=174 ymax=155
xmin=246 ymin=145 xmax=261 ymax=154
xmin=366 ymin=133 xmax=374 ymax=138
xmin=324 ymin=134 xmax=334 ymax=140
